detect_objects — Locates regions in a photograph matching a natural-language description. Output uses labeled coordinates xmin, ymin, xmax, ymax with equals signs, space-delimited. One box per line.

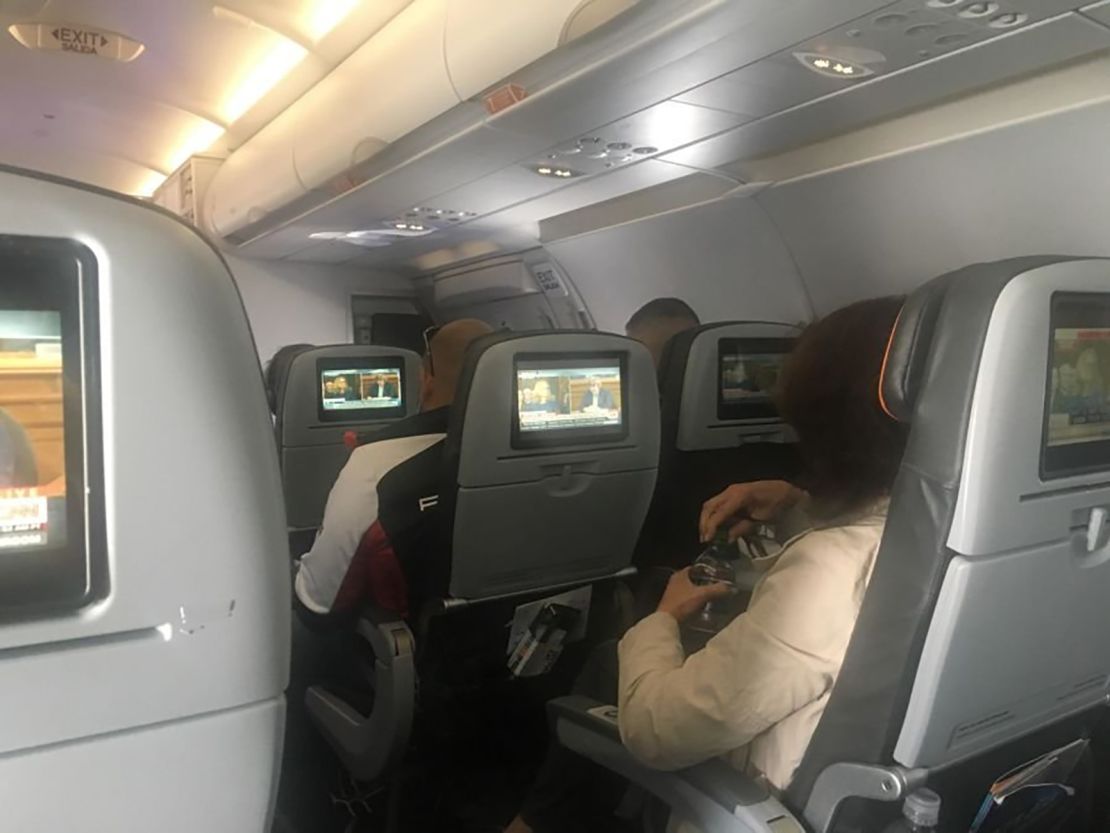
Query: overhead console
xmin=203 ymin=0 xmax=645 ymax=243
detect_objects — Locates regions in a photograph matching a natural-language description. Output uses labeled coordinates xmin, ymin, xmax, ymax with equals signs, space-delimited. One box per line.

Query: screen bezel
xmin=511 ymin=351 xmax=630 ymax=450
xmin=0 ymin=235 xmax=107 ymax=616
xmin=1041 ymin=292 xmax=1110 ymax=479
xmin=315 ymin=355 xmax=406 ymax=424
xmin=716 ymin=337 xmax=794 ymax=422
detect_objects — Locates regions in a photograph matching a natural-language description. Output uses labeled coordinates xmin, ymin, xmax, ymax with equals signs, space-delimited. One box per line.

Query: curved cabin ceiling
xmin=0 ymin=0 xmax=411 ymax=196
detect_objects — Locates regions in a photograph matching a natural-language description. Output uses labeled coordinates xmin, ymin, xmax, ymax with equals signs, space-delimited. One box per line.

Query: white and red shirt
xmin=294 ymin=407 xmax=451 ymax=620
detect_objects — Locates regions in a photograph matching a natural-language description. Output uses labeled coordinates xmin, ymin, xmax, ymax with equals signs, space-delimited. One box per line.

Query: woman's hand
xmin=656 ymin=568 xmax=733 ymax=623
xmin=699 ymin=480 xmax=806 ymax=543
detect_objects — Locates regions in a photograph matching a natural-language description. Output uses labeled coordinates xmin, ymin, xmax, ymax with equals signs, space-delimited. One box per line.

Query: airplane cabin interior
xmin=2 ymin=1 xmax=1110 ymax=832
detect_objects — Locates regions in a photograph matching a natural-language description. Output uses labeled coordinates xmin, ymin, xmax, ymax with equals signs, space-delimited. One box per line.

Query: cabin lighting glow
xmin=141 ymin=0 xmax=359 ymax=197
xmin=306 ymin=0 xmax=358 ymax=42
xmin=223 ymin=38 xmax=307 ymax=122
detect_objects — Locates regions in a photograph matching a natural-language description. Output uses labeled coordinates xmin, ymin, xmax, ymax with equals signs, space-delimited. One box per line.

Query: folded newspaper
xmin=969 ymin=737 xmax=1088 ymax=833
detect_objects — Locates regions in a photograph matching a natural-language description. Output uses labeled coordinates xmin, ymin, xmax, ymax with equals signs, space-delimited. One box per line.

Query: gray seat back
xmin=442 ymin=330 xmax=659 ymax=599
xmin=277 ymin=344 xmax=421 ymax=531
xmin=639 ymin=322 xmax=801 ymax=566
xmin=792 ymin=257 xmax=1110 ymax=829
xmin=0 ymin=166 xmax=288 ymax=832
xmin=659 ymin=321 xmax=800 ymax=453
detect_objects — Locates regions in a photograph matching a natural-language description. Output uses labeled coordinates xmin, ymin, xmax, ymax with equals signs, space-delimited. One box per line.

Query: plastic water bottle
xmin=687 ymin=531 xmax=741 ymax=632
xmin=881 ymin=789 xmax=941 ymax=833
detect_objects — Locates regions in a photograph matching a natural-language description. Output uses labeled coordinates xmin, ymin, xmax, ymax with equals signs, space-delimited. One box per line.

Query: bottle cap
xmin=902 ymin=789 xmax=941 ymax=827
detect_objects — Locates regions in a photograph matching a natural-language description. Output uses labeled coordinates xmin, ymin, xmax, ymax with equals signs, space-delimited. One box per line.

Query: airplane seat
xmin=550 ymin=257 xmax=1110 ymax=833
xmin=305 ymin=330 xmax=660 ymax=786
xmin=636 ymin=321 xmax=802 ymax=569
xmin=0 ymin=167 xmax=288 ymax=831
xmin=277 ymin=344 xmax=422 ymax=552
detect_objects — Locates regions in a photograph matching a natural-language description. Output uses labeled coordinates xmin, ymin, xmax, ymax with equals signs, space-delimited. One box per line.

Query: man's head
xmin=420 ymin=318 xmax=494 ymax=410
xmin=625 ymin=297 xmax=701 ymax=368
xmin=588 ymin=377 xmax=601 ymax=395
xmin=334 ymin=375 xmax=349 ymax=393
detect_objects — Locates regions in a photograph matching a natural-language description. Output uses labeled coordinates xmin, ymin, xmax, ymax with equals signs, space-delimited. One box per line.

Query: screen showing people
xmin=517 ymin=361 xmax=623 ymax=435
xmin=0 ymin=310 xmax=66 ymax=552
xmin=320 ymin=367 xmax=403 ymax=412
xmin=720 ymin=352 xmax=785 ymax=404
xmin=1046 ymin=327 xmax=1110 ymax=448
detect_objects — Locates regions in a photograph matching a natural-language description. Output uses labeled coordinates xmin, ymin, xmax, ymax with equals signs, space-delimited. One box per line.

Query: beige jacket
xmin=617 ymin=501 xmax=888 ymax=792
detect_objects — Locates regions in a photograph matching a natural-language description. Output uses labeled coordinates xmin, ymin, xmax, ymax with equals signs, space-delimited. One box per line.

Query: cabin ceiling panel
xmin=0 ymin=0 xmax=413 ymax=195
xmin=757 ymin=98 xmax=1110 ymax=313
xmin=1080 ymin=0 xmax=1110 ymax=28
xmin=660 ymin=11 xmax=1110 ymax=174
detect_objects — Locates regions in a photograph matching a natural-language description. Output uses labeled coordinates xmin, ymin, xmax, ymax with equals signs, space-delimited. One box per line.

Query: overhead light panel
xmin=533 ymin=165 xmax=582 ymax=179
xmin=795 ymin=51 xmax=877 ymax=80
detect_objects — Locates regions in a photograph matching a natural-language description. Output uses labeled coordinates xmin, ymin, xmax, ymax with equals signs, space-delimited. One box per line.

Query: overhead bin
xmin=205 ymin=0 xmax=641 ymax=240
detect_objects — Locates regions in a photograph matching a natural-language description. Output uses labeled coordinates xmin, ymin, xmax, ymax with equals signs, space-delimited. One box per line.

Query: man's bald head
xmin=421 ymin=318 xmax=494 ymax=410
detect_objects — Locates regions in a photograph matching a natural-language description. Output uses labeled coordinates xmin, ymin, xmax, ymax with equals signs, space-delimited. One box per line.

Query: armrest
xmin=549 ymin=696 xmax=804 ymax=833
xmin=305 ymin=612 xmax=415 ymax=782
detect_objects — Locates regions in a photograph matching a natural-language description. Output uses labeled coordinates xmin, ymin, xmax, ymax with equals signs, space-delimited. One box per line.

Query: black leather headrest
xmin=879 ymin=282 xmax=949 ymax=424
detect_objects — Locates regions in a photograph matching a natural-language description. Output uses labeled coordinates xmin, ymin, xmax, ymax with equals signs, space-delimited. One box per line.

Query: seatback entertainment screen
xmin=316 ymin=358 xmax=405 ymax=423
xmin=0 ymin=311 xmax=65 ymax=552
xmin=717 ymin=337 xmax=794 ymax=421
xmin=513 ymin=353 xmax=628 ymax=448
xmin=0 ymin=235 xmax=106 ymax=614
xmin=1043 ymin=293 xmax=1110 ymax=477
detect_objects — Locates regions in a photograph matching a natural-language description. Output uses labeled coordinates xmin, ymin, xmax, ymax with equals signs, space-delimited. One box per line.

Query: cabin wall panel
xmin=758 ymin=100 xmax=1110 ymax=313
xmin=225 ymin=256 xmax=414 ymax=363
xmin=543 ymin=194 xmax=812 ymax=333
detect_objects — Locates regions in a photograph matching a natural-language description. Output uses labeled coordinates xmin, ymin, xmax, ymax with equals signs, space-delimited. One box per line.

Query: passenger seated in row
xmin=624 ymin=297 xmax=701 ymax=368
xmin=293 ymin=319 xmax=492 ymax=622
xmin=506 ymin=296 xmax=907 ymax=832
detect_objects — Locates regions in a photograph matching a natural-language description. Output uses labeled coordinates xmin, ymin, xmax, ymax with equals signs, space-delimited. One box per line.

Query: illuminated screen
xmin=720 ymin=353 xmax=785 ymax=402
xmin=1043 ymin=293 xmax=1110 ymax=477
xmin=316 ymin=357 xmax=405 ymax=423
xmin=0 ymin=310 xmax=66 ymax=552
xmin=1046 ymin=328 xmax=1110 ymax=447
xmin=717 ymin=337 xmax=794 ymax=421
xmin=513 ymin=353 xmax=628 ymax=448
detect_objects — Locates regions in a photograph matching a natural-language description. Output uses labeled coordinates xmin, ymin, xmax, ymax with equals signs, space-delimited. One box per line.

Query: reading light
xmin=532 ymin=164 xmax=582 ymax=179
xmin=394 ymin=223 xmax=409 ymax=230
xmin=794 ymin=51 xmax=876 ymax=80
